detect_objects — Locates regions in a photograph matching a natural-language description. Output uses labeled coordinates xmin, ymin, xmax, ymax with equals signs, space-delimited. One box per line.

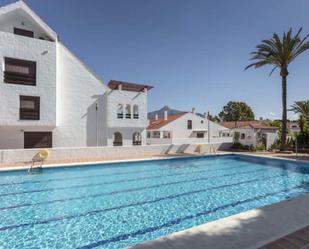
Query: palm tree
xmin=290 ymin=101 xmax=309 ymax=146
xmin=245 ymin=28 xmax=309 ymax=150
xmin=290 ymin=101 xmax=309 ymax=121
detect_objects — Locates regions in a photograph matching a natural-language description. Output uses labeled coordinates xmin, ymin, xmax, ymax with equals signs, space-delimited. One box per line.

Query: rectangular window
xmin=24 ymin=132 xmax=52 ymax=149
xmin=187 ymin=120 xmax=192 ymax=130
xmin=197 ymin=132 xmax=204 ymax=138
xmin=4 ymin=58 xmax=36 ymax=86
xmin=14 ymin=27 xmax=34 ymax=38
xmin=20 ymin=96 xmax=40 ymax=120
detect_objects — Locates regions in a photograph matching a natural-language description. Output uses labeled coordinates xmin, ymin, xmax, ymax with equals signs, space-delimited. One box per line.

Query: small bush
xmin=255 ymin=144 xmax=266 ymax=151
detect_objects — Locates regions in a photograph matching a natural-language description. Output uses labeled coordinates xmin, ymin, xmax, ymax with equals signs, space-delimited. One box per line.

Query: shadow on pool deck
xmin=128 ymin=194 xmax=309 ymax=249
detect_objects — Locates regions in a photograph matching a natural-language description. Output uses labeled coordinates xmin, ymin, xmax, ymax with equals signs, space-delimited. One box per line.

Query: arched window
xmin=125 ymin=104 xmax=131 ymax=119
xmin=117 ymin=104 xmax=123 ymax=118
xmin=132 ymin=132 xmax=141 ymax=146
xmin=113 ymin=132 xmax=123 ymax=146
xmin=133 ymin=105 xmax=139 ymax=119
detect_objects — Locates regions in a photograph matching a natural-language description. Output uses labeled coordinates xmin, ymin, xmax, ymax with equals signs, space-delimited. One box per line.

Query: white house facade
xmin=147 ymin=110 xmax=232 ymax=145
xmin=0 ymin=1 xmax=151 ymax=149
xmin=105 ymin=81 xmax=152 ymax=147
xmin=221 ymin=121 xmax=279 ymax=149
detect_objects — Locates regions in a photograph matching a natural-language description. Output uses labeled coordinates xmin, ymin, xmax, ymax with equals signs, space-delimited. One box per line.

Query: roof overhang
xmin=108 ymin=80 xmax=153 ymax=92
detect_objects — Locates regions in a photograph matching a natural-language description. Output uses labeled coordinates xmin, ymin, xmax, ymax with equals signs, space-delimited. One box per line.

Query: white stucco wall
xmin=0 ymin=8 xmax=55 ymax=41
xmin=106 ymin=89 xmax=148 ymax=146
xmin=53 ymin=43 xmax=109 ymax=148
xmin=107 ymin=89 xmax=148 ymax=128
xmin=233 ymin=128 xmax=278 ymax=149
xmin=0 ymin=3 xmax=150 ymax=150
xmin=106 ymin=127 xmax=146 ymax=146
xmin=150 ymin=112 xmax=229 ymax=140
xmin=233 ymin=128 xmax=255 ymax=146
xmin=0 ymin=142 xmax=233 ymax=165
xmin=0 ymin=31 xmax=57 ymax=127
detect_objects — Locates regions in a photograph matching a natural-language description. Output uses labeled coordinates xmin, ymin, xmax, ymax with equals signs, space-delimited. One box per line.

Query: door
xmin=24 ymin=132 xmax=52 ymax=149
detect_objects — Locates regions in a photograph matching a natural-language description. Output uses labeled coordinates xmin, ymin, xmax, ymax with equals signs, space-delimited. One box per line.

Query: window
xmin=197 ymin=132 xmax=204 ymax=138
xmin=117 ymin=104 xmax=123 ymax=118
xmin=153 ymin=131 xmax=160 ymax=138
xmin=24 ymin=132 xmax=52 ymax=149
xmin=113 ymin=132 xmax=123 ymax=146
xmin=133 ymin=105 xmax=139 ymax=119
xmin=201 ymin=120 xmax=204 ymax=124
xmin=4 ymin=58 xmax=36 ymax=85
xmin=163 ymin=131 xmax=171 ymax=139
xmin=20 ymin=96 xmax=40 ymax=120
xmin=125 ymin=104 xmax=131 ymax=119
xmin=147 ymin=131 xmax=151 ymax=138
xmin=187 ymin=120 xmax=192 ymax=130
xmin=132 ymin=132 xmax=142 ymax=146
xmin=241 ymin=133 xmax=246 ymax=139
xmin=14 ymin=27 xmax=34 ymax=38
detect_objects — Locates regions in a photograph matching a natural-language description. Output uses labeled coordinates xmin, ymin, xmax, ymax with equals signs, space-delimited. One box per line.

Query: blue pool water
xmin=0 ymin=155 xmax=309 ymax=249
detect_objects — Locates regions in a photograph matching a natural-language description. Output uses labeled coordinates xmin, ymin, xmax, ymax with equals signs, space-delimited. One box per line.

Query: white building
xmin=0 ymin=1 xmax=151 ymax=149
xmin=147 ymin=109 xmax=232 ymax=145
xmin=105 ymin=80 xmax=152 ymax=147
xmin=220 ymin=121 xmax=279 ymax=149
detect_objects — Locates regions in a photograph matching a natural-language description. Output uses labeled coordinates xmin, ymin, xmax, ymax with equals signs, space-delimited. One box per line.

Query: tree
xmin=290 ymin=101 xmax=309 ymax=121
xmin=245 ymin=28 xmax=309 ymax=150
xmin=218 ymin=101 xmax=255 ymax=121
xmin=207 ymin=113 xmax=220 ymax=123
xmin=290 ymin=101 xmax=309 ymax=147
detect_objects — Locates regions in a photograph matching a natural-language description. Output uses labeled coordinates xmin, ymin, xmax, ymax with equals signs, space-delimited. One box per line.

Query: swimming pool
xmin=0 ymin=154 xmax=309 ymax=249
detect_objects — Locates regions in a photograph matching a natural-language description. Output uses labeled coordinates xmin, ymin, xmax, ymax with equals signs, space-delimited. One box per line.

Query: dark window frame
xmin=187 ymin=120 xmax=192 ymax=130
xmin=14 ymin=27 xmax=34 ymax=38
xmin=24 ymin=132 xmax=52 ymax=149
xmin=4 ymin=57 xmax=37 ymax=86
xmin=197 ymin=132 xmax=204 ymax=138
xmin=19 ymin=95 xmax=40 ymax=120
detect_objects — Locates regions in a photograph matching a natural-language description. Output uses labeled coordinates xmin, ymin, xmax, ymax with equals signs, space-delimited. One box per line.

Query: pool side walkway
xmin=127 ymin=194 xmax=309 ymax=249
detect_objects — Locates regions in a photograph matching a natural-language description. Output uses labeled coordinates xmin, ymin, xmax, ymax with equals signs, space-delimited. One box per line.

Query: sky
xmin=2 ymin=0 xmax=309 ymax=119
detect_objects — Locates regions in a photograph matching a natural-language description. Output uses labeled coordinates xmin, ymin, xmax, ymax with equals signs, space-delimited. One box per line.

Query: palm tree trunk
xmin=280 ymin=75 xmax=287 ymax=150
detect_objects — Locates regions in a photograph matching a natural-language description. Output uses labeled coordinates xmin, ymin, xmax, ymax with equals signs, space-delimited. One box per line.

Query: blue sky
xmin=3 ymin=0 xmax=309 ymax=119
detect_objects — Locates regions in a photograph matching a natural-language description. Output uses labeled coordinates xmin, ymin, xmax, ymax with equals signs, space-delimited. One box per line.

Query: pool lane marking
xmin=0 ymin=158 xmax=229 ymax=187
xmin=0 ymin=164 xmax=259 ymax=197
xmin=0 ymin=169 xmax=265 ymax=211
xmin=76 ymin=184 xmax=308 ymax=249
xmin=0 ymin=173 xmax=292 ymax=232
xmin=0 ymin=168 xmax=268 ymax=210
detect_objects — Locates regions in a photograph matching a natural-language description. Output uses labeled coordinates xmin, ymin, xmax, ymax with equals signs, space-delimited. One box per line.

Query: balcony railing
xmin=126 ymin=114 xmax=131 ymax=119
xmin=117 ymin=113 xmax=124 ymax=118
xmin=4 ymin=71 xmax=36 ymax=86
xmin=133 ymin=114 xmax=139 ymax=119
xmin=113 ymin=141 xmax=123 ymax=146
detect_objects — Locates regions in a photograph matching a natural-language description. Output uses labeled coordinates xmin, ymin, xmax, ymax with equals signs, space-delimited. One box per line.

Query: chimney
xmin=164 ymin=110 xmax=168 ymax=121
xmin=204 ymin=112 xmax=207 ymax=118
xmin=155 ymin=114 xmax=158 ymax=120
xmin=118 ymin=84 xmax=122 ymax=91
xmin=192 ymin=107 xmax=195 ymax=114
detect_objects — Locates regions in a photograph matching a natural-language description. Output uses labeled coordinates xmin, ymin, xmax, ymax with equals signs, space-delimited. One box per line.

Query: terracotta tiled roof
xmin=147 ymin=112 xmax=187 ymax=130
xmin=220 ymin=121 xmax=278 ymax=130
xmin=108 ymin=80 xmax=153 ymax=92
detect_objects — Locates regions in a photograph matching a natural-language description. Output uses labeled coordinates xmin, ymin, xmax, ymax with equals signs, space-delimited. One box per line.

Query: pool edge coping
xmin=0 ymin=152 xmax=232 ymax=171
xmin=1 ymin=151 xmax=308 ymax=172
xmin=126 ymin=193 xmax=309 ymax=249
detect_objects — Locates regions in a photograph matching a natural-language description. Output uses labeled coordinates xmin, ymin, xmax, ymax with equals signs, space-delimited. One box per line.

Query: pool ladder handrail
xmin=209 ymin=144 xmax=217 ymax=155
xmin=28 ymin=159 xmax=43 ymax=174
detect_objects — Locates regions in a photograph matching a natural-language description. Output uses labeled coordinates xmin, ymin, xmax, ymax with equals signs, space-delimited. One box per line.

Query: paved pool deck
xmin=127 ymin=194 xmax=309 ymax=249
